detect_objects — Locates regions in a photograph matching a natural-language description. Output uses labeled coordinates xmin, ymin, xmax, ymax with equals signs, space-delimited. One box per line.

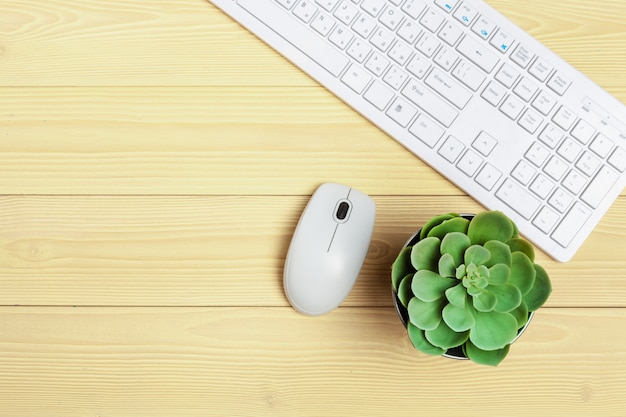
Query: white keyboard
xmin=208 ymin=0 xmax=626 ymax=262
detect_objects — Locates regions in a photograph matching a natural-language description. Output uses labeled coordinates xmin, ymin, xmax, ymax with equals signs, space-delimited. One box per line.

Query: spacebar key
xmin=236 ymin=0 xmax=350 ymax=77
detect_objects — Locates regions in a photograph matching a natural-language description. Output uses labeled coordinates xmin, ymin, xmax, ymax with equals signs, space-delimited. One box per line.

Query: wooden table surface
xmin=2 ymin=0 xmax=626 ymax=415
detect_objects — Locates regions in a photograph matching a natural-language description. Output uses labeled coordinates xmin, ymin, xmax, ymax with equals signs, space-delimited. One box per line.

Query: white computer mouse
xmin=283 ymin=183 xmax=376 ymax=316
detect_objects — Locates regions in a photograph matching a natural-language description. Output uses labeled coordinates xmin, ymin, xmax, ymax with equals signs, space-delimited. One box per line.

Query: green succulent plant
xmin=391 ymin=211 xmax=552 ymax=366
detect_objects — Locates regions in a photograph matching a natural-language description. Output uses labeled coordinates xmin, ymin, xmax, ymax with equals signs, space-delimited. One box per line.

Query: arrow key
xmin=438 ymin=135 xmax=465 ymax=163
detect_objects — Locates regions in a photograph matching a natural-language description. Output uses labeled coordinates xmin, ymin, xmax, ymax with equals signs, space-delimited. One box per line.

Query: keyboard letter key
xmin=238 ymin=0 xmax=349 ymax=77
xmin=496 ymin=178 xmax=541 ymax=219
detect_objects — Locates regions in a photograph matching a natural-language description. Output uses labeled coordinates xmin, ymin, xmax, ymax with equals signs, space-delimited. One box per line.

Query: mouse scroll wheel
xmin=336 ymin=201 xmax=350 ymax=221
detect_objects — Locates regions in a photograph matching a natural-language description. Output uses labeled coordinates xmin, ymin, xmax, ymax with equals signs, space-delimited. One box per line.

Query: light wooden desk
xmin=1 ymin=1 xmax=625 ymax=415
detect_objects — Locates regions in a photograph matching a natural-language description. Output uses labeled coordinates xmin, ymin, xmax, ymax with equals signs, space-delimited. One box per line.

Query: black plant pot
xmin=392 ymin=218 xmax=533 ymax=361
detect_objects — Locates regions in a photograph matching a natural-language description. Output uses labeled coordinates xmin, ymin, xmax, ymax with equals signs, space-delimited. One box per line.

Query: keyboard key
xmin=352 ymin=13 xmax=377 ymax=38
xmin=293 ymin=1 xmax=318 ymax=22
xmin=434 ymin=46 xmax=459 ymax=71
xmin=557 ymin=138 xmax=583 ymax=163
xmin=452 ymin=60 xmax=486 ymax=91
xmin=388 ymin=41 xmax=414 ymax=66
xmin=370 ymin=27 xmax=394 ymax=52
xmin=525 ymin=142 xmax=551 ymax=167
xmin=439 ymin=135 xmax=465 ymax=162
xmin=402 ymin=79 xmax=459 ymax=127
xmin=548 ymin=187 xmax=574 ymax=213
xmin=457 ymin=149 xmax=483 ymax=176
xmin=511 ymin=160 xmax=537 ymax=185
xmin=529 ymin=174 xmax=555 ymax=199
xmin=421 ymin=8 xmax=446 ymax=32
xmin=495 ymin=63 xmax=520 ymax=88
xmin=496 ymin=178 xmax=541 ymax=219
xmin=532 ymin=90 xmax=557 ymax=116
xmin=481 ymin=81 xmax=507 ymax=106
xmin=544 ymin=155 xmax=569 ymax=181
xmin=383 ymin=65 xmax=409 ymax=90
xmin=361 ymin=0 xmax=386 ymax=17
xmin=397 ymin=19 xmax=422 ymax=44
xmin=406 ymin=54 xmax=431 ymax=79
xmin=438 ymin=21 xmax=464 ymax=46
xmin=457 ymin=36 xmax=499 ymax=73
xmin=453 ymin=3 xmax=478 ymax=26
xmin=538 ymin=124 xmax=564 ymax=149
xmin=551 ymin=202 xmax=591 ymax=247
xmin=589 ymin=133 xmax=615 ymax=158
xmin=238 ymin=0 xmax=350 ymax=77
xmin=500 ymin=95 xmax=525 ymax=120
xmin=364 ymin=80 xmax=394 ymax=110
xmin=529 ymin=57 xmax=554 ymax=82
xmin=580 ymin=166 xmax=619 ymax=208
xmin=472 ymin=131 xmax=498 ymax=156
xmin=513 ymin=77 xmax=539 ymax=102
xmin=316 ymin=0 xmax=340 ymax=12
xmin=347 ymin=39 xmax=372 ymax=63
xmin=425 ymin=68 xmax=472 ymax=109
xmin=472 ymin=15 xmax=496 ymax=40
xmin=329 ymin=25 xmax=354 ymax=49
xmin=490 ymin=29 xmax=515 ymax=54
xmin=576 ymin=151 xmax=601 ymax=177
xmin=416 ymin=32 xmax=441 ymax=57
xmin=386 ymin=97 xmax=418 ymax=127
xmin=311 ymin=13 xmax=335 ymax=36
xmin=409 ymin=114 xmax=445 ymax=148
xmin=562 ymin=169 xmax=587 ymax=195
xmin=510 ymin=44 xmax=535 ymax=69
xmin=341 ymin=63 xmax=373 ymax=93
xmin=547 ymin=71 xmax=572 ymax=96
xmin=571 ymin=120 xmax=596 ymax=145
xmin=435 ymin=0 xmax=459 ymax=13
xmin=552 ymin=106 xmax=577 ymax=131
xmin=378 ymin=4 xmax=403 ymax=30
xmin=533 ymin=206 xmax=560 ymax=233
xmin=518 ymin=109 xmax=543 ymax=134
xmin=365 ymin=52 xmax=390 ymax=77
xmin=402 ymin=0 xmax=427 ymax=19
xmin=608 ymin=146 xmax=626 ymax=172
xmin=475 ymin=163 xmax=502 ymax=190
xmin=334 ymin=2 xmax=359 ymax=25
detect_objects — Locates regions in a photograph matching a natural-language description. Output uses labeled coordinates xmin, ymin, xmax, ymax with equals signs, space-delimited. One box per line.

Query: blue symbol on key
xmin=501 ymin=44 xmax=509 ymax=51
xmin=462 ymin=16 xmax=469 ymax=23
xmin=445 ymin=3 xmax=452 ymax=10
xmin=481 ymin=30 xmax=489 ymax=37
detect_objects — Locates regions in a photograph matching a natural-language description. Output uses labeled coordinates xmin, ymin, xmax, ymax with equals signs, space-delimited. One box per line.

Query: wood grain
xmin=0 ymin=307 xmax=624 ymax=417
xmin=2 ymin=0 xmax=626 ymax=416
xmin=2 ymin=195 xmax=626 ymax=307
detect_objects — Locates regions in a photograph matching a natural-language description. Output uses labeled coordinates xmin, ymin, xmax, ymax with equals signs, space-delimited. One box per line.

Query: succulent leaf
xmin=410 ymin=237 xmax=440 ymax=272
xmin=507 ymin=237 xmax=536 ymax=261
xmin=470 ymin=311 xmax=519 ymax=350
xmin=472 ymin=289 xmax=498 ymax=312
xmin=487 ymin=263 xmax=510 ymax=285
xmin=438 ymin=253 xmax=458 ymax=278
xmin=524 ymin=264 xmax=552 ymax=311
xmin=442 ymin=303 xmax=475 ymax=332
xmin=425 ymin=320 xmax=470 ymax=350
xmin=427 ymin=217 xmax=470 ymax=240
xmin=391 ymin=246 xmax=413 ymax=292
xmin=397 ymin=274 xmax=414 ymax=308
xmin=510 ymin=301 xmax=530 ymax=329
xmin=467 ymin=211 xmax=516 ymax=244
xmin=465 ymin=340 xmax=510 ymax=367
xmin=489 ymin=283 xmax=522 ymax=313
xmin=419 ymin=213 xmax=459 ymax=240
xmin=407 ymin=322 xmax=446 ymax=356
xmin=440 ymin=232 xmax=471 ymax=266
xmin=509 ymin=252 xmax=536 ymax=295
xmin=408 ymin=297 xmax=444 ymax=331
xmin=483 ymin=240 xmax=512 ymax=268
xmin=412 ymin=270 xmax=457 ymax=302
xmin=445 ymin=283 xmax=467 ymax=308
xmin=465 ymin=245 xmax=491 ymax=266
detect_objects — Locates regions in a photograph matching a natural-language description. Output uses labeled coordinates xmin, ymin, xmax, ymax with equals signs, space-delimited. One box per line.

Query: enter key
xmin=425 ymin=68 xmax=473 ymax=109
